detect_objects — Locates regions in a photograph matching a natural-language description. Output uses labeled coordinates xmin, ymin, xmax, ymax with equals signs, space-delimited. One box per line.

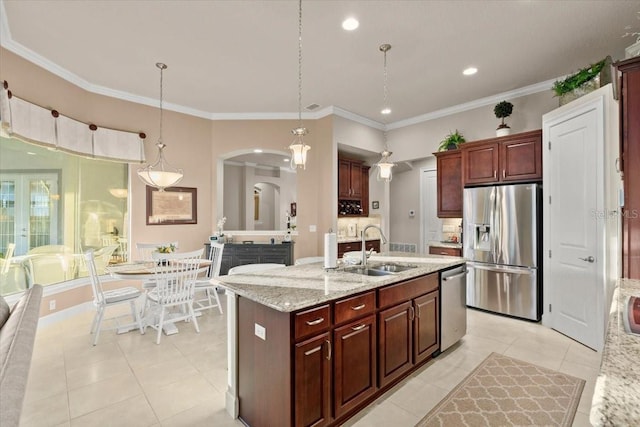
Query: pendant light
xmin=289 ymin=0 xmax=310 ymax=169
xmin=137 ymin=63 xmax=183 ymax=191
xmin=376 ymin=44 xmax=395 ymax=182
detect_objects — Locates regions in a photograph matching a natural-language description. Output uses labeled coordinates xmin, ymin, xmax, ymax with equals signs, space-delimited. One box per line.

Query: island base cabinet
xmin=238 ymin=297 xmax=291 ymax=427
xmin=378 ymin=301 xmax=413 ymax=388
xmin=414 ymin=291 xmax=439 ymax=364
xmin=295 ymin=333 xmax=332 ymax=427
xmin=333 ymin=315 xmax=377 ymax=419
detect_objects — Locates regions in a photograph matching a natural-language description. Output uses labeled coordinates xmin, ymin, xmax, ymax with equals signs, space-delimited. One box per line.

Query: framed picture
xmin=372 ymin=201 xmax=380 ymax=210
xmin=290 ymin=202 xmax=297 ymax=217
xmin=146 ymin=186 xmax=197 ymax=225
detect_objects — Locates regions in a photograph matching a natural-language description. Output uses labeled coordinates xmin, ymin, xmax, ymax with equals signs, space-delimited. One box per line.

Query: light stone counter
xmin=214 ymin=252 xmax=465 ymax=312
xmin=427 ymin=240 xmax=463 ymax=249
xmin=590 ymin=278 xmax=640 ymax=426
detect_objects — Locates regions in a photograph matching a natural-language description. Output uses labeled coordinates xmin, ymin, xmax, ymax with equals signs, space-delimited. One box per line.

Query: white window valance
xmin=0 ymin=83 xmax=146 ymax=163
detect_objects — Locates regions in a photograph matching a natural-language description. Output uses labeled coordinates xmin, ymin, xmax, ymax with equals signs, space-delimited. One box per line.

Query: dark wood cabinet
xmin=338 ymin=158 xmax=363 ymax=198
xmin=461 ymin=130 xmax=542 ymax=186
xmin=295 ymin=333 xmax=332 ymax=427
xmin=463 ymin=141 xmax=500 ymax=185
xmin=378 ymin=301 xmax=413 ymax=388
xmin=413 ymin=291 xmax=439 ymax=364
xmin=365 ymin=239 xmax=380 ymax=253
xmin=337 ymin=240 xmax=380 ymax=258
xmin=428 ymin=246 xmax=462 ymax=257
xmin=618 ymin=57 xmax=640 ymax=279
xmin=361 ymin=166 xmax=370 ymax=216
xmin=206 ymin=242 xmax=293 ymax=275
xmin=237 ymin=272 xmax=441 ymax=427
xmin=434 ymin=150 xmax=463 ymax=217
xmin=333 ymin=314 xmax=377 ymax=418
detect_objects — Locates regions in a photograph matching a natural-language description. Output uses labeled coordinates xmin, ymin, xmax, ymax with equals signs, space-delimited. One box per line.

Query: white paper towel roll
xmin=324 ymin=232 xmax=337 ymax=269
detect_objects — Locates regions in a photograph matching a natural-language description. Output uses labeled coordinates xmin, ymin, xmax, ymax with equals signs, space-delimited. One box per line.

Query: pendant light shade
xmin=289 ymin=0 xmax=310 ymax=169
xmin=376 ymin=150 xmax=395 ymax=182
xmin=137 ymin=63 xmax=183 ymax=191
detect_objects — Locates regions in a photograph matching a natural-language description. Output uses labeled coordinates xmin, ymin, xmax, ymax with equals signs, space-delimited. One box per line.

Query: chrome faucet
xmin=361 ymin=225 xmax=388 ymax=267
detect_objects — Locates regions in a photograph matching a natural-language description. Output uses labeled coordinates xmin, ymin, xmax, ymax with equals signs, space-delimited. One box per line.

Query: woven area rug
xmin=416 ymin=352 xmax=585 ymax=427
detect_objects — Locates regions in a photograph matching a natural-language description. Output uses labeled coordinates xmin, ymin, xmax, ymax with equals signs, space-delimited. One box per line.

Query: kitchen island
xmin=214 ymin=252 xmax=465 ymax=427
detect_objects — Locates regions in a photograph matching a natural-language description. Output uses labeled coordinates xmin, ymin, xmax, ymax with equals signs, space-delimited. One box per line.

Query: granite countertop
xmin=213 ymin=252 xmax=465 ymax=312
xmin=590 ymin=278 xmax=640 ymax=426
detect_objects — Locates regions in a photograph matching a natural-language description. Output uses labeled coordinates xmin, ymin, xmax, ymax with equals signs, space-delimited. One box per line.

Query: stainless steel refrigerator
xmin=463 ymin=183 xmax=541 ymax=321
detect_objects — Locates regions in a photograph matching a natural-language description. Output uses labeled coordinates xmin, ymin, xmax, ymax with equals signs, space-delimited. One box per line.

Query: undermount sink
xmin=342 ymin=263 xmax=418 ymax=276
xmin=342 ymin=266 xmax=394 ymax=276
xmin=369 ymin=263 xmax=418 ymax=273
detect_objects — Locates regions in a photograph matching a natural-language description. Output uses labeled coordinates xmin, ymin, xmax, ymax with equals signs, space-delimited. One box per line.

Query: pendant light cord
xmin=297 ymin=0 xmax=303 ymax=128
xmin=159 ymin=64 xmax=164 ymax=145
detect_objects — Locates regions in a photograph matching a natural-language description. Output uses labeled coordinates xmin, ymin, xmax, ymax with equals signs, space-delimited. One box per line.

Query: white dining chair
xmin=135 ymin=241 xmax=179 ymax=263
xmin=228 ymin=263 xmax=285 ymax=275
xmin=193 ymin=242 xmax=224 ymax=314
xmin=145 ymin=248 xmax=204 ymax=344
xmin=294 ymin=256 xmax=324 ymax=265
xmin=85 ymin=250 xmax=144 ymax=346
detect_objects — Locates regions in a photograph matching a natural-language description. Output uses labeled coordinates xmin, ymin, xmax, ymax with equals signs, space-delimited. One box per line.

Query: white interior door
xmin=420 ymin=169 xmax=442 ymax=253
xmin=547 ymin=107 xmax=599 ymax=349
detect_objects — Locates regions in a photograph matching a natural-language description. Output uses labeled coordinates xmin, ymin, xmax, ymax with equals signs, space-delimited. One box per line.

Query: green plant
xmin=438 ymin=130 xmax=466 ymax=152
xmin=552 ymin=58 xmax=607 ymax=97
xmin=494 ymin=101 xmax=513 ymax=128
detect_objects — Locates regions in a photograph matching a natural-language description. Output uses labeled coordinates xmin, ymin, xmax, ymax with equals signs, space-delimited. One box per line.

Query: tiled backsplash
xmin=441 ymin=218 xmax=463 ymax=243
xmin=337 ymin=217 xmax=381 ymax=239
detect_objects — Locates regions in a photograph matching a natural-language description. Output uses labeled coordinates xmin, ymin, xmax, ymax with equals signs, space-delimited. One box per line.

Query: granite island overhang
xmin=212 ymin=252 xmax=466 ymax=426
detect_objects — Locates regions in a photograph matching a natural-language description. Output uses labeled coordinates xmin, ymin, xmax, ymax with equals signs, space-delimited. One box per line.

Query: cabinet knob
xmin=325 ymin=339 xmax=332 ymax=360
xmin=493 ymin=170 xmax=497 ymax=179
xmin=502 ymin=170 xmax=506 ymax=179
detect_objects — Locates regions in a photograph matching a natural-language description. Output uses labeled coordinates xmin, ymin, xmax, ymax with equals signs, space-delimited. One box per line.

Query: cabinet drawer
xmin=429 ymin=246 xmax=462 ymax=257
xmin=335 ymin=291 xmax=375 ymax=325
xmin=378 ymin=274 xmax=438 ymax=309
xmin=294 ymin=304 xmax=331 ymax=341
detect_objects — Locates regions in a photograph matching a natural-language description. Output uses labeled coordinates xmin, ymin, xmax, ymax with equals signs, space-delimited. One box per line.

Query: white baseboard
xmin=38 ymin=301 xmax=93 ymax=328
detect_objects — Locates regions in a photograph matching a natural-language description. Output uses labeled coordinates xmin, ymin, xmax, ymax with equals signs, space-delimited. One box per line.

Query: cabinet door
xmin=350 ymin=162 xmax=363 ymax=198
xmin=361 ymin=166 xmax=370 ymax=216
xmin=333 ymin=314 xmax=377 ymax=418
xmin=295 ymin=333 xmax=332 ymax=427
xmin=378 ymin=301 xmax=413 ymax=388
xmin=463 ymin=142 xmax=499 ymax=185
xmin=501 ymin=133 xmax=542 ymax=182
xmin=436 ymin=151 xmax=462 ymax=217
xmin=414 ymin=291 xmax=439 ymax=364
xmin=338 ymin=160 xmax=352 ymax=198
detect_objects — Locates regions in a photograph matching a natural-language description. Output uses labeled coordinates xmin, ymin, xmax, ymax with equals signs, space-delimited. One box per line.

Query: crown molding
xmin=386 ymin=78 xmax=557 ymax=130
xmin=0 ymin=3 xmax=555 ymax=131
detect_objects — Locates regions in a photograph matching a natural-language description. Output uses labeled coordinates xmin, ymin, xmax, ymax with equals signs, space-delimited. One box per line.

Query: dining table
xmin=105 ymin=259 xmax=212 ymax=336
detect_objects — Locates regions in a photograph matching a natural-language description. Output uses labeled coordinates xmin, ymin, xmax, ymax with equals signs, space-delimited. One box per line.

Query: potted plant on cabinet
xmin=438 ymin=130 xmax=466 ymax=152
xmin=494 ymin=101 xmax=513 ymax=137
xmin=551 ymin=57 xmax=611 ymax=105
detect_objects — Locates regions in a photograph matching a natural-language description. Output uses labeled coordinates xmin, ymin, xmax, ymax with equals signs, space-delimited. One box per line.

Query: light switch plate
xmin=309 ymin=225 xmax=317 ymax=232
xmin=254 ymin=323 xmax=266 ymax=340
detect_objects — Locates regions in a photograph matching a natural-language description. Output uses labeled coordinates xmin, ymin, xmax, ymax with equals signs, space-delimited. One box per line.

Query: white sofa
xmin=0 ymin=285 xmax=43 ymax=426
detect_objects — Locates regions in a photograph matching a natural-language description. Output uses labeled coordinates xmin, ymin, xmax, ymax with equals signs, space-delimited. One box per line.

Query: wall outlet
xmin=49 ymin=300 xmax=56 ymax=311
xmin=254 ymin=323 xmax=266 ymax=340
xmin=309 ymin=225 xmax=317 ymax=232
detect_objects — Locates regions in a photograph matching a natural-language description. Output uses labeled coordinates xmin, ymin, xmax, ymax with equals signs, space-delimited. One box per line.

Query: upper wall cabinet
xmin=434 ymin=150 xmax=462 ymax=218
xmin=461 ymin=130 xmax=542 ymax=186
xmin=339 ymin=158 xmax=364 ymax=198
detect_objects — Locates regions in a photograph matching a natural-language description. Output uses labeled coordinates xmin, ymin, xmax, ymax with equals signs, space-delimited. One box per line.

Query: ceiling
xmin=1 ymin=0 xmax=639 ymax=128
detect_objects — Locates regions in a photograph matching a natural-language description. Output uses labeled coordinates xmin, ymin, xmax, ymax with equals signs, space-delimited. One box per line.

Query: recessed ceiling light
xmin=463 ymin=67 xmax=478 ymax=76
xmin=342 ymin=17 xmax=359 ymax=31
xmin=381 ymin=107 xmax=391 ymax=115
xmin=253 ymin=149 xmax=263 ymax=153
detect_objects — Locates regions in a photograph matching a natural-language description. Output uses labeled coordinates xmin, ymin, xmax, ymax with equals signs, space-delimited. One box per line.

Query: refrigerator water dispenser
xmin=474 ymin=225 xmax=491 ymax=251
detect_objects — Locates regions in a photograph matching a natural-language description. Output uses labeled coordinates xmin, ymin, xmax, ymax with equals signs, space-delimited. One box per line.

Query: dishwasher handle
xmin=443 ymin=270 xmax=468 ymax=281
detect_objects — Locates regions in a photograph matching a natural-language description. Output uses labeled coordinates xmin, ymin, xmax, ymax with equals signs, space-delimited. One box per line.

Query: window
xmin=0 ymin=135 xmax=129 ymax=295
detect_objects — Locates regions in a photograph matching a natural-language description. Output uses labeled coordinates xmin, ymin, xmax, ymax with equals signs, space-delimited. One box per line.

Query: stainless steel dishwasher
xmin=441 ymin=264 xmax=468 ymax=351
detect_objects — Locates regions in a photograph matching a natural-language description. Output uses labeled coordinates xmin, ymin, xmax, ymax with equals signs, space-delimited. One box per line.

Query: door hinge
xmin=549 ymin=195 xmax=551 ymax=204
xmin=549 ymin=250 xmax=552 ymax=258
xmin=549 ymin=303 xmax=552 ymax=313
xmin=548 ymin=141 xmax=551 ymax=150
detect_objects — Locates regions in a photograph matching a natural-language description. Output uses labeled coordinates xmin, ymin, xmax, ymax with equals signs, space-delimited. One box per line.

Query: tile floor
xmin=20 ymin=294 xmax=600 ymax=427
